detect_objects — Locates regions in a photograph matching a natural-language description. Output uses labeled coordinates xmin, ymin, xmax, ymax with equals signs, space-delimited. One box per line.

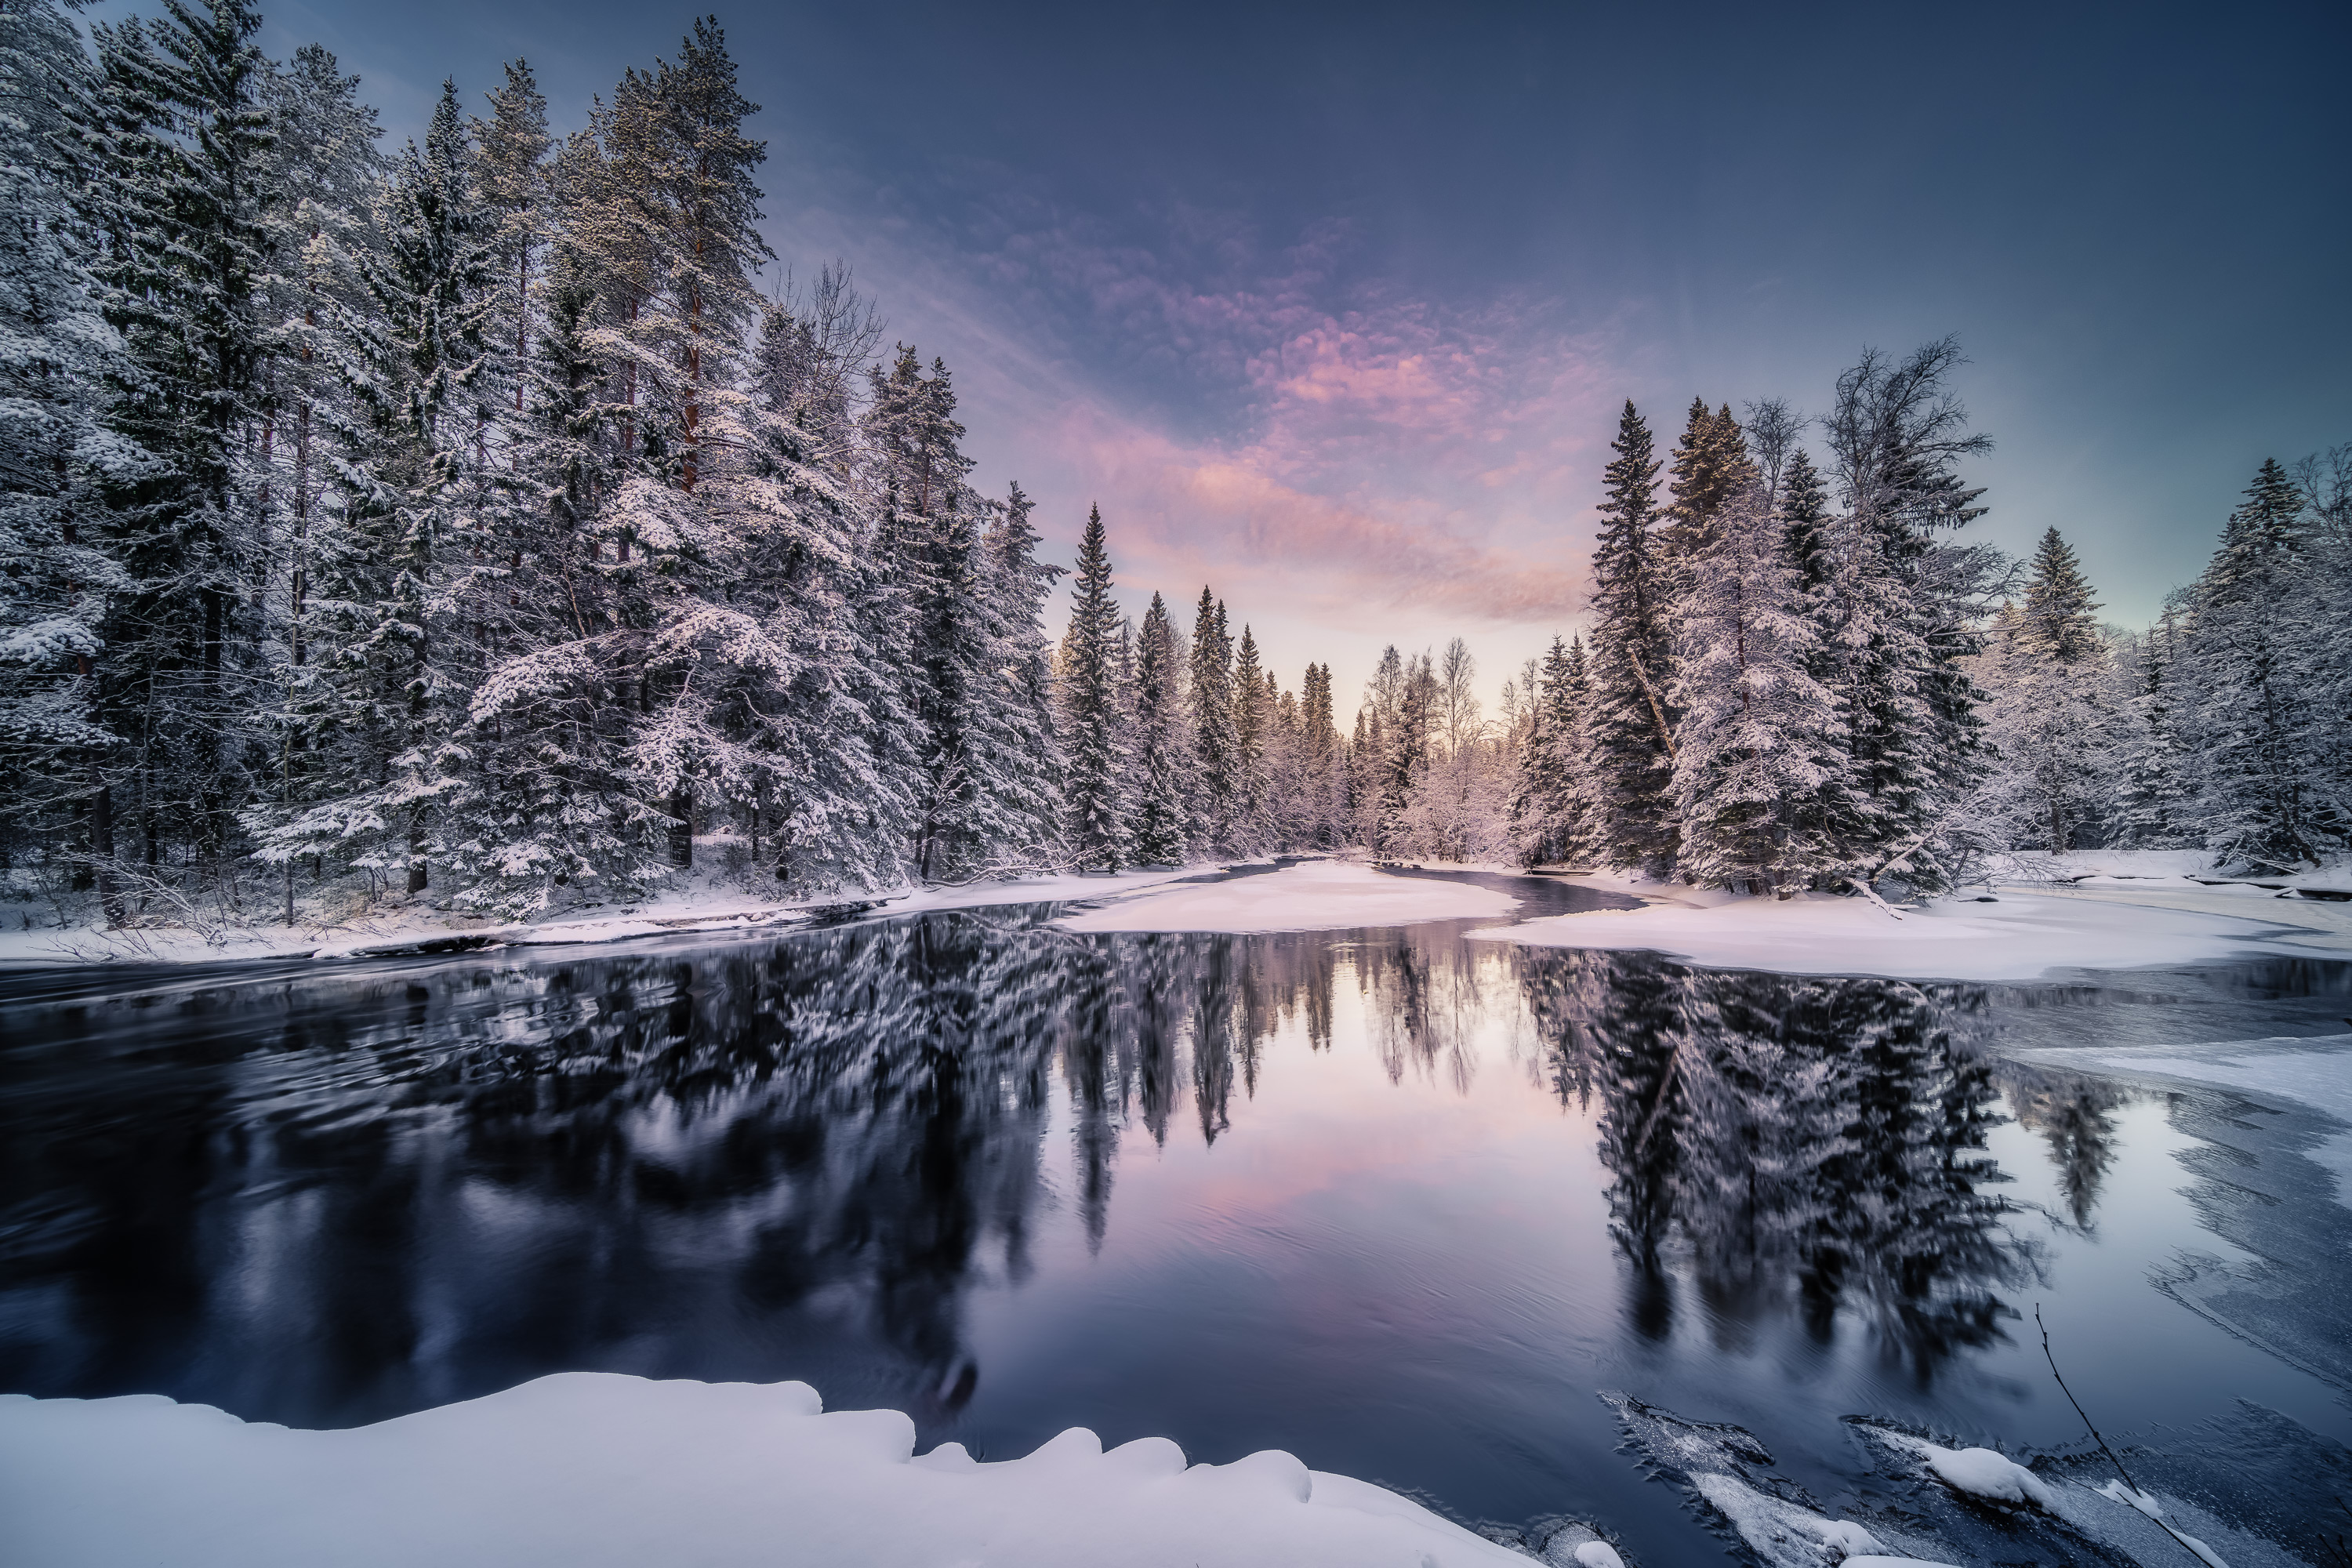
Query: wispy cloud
xmin=765 ymin=169 xmax=1637 ymax=679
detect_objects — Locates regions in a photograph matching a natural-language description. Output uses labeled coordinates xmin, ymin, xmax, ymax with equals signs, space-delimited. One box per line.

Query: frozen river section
xmin=2 ymin=877 xmax=2350 ymax=1565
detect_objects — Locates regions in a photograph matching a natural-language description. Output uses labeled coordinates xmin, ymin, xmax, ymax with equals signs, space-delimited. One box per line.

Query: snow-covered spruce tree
xmin=2286 ymin=447 xmax=2352 ymax=850
xmin=77 ymin=0 xmax=283 ymax=886
xmin=1125 ymin=590 xmax=1190 ymax=865
xmin=1819 ymin=337 xmax=1997 ymax=891
xmin=431 ymin=259 xmax=666 ymax=916
xmin=982 ymin=479 xmax=1064 ymax=869
xmin=575 ymin=20 xmax=772 ymax=873
xmin=1299 ymin=661 xmax=1347 ymax=849
xmin=1668 ymin=478 xmax=1849 ymax=895
xmin=1661 ymin=398 xmax=1748 ymax=591
xmin=469 ymin=59 xmax=549 ymax=445
xmin=271 ymin=82 xmax=498 ymax=900
xmin=1058 ymin=503 xmax=1128 ymax=870
xmin=243 ymin=44 xmax=382 ymax=919
xmin=1230 ymin=622 xmax=1270 ymax=855
xmin=2112 ymin=599 xmax=2193 ymax=848
xmin=0 ymin=0 xmax=149 ymax=914
xmin=1261 ymin=673 xmax=1307 ymax=853
xmin=637 ymin=279 xmax=920 ymax=902
xmin=1970 ymin=527 xmax=2120 ymax=854
xmin=1587 ymin=400 xmax=1679 ymax=875
xmin=1512 ymin=637 xmax=1594 ymax=867
xmin=866 ymin=350 xmax=1055 ymax=880
xmin=1188 ymin=588 xmax=1238 ymax=857
xmin=1378 ymin=650 xmax=1436 ymax=855
xmin=2171 ymin=457 xmax=2336 ymax=868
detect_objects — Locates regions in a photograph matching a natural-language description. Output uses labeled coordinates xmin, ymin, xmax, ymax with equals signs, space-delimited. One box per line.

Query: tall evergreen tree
xmin=80 ymin=0 xmax=282 ymax=877
xmin=1188 ymin=588 xmax=1237 ymax=856
xmin=1668 ymin=480 xmax=1849 ymax=892
xmin=1587 ymin=400 xmax=1678 ymax=874
xmin=1820 ymin=337 xmax=1995 ymax=889
xmin=1058 ymin=504 xmax=1128 ymax=869
xmin=1230 ymin=622 xmax=1269 ymax=854
xmin=1126 ymin=591 xmax=1190 ymax=865
xmin=1513 ymin=636 xmax=1593 ymax=866
xmin=2172 ymin=458 xmax=2328 ymax=867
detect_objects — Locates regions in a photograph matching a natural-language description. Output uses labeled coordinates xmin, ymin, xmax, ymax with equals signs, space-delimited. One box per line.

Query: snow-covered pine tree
xmin=1126 ymin=590 xmax=1190 ymax=865
xmin=0 ymin=0 xmax=147 ymax=915
xmin=470 ymin=59 xmax=550 ymax=445
xmin=2113 ymin=599 xmax=2192 ymax=848
xmin=1379 ymin=649 xmax=1436 ymax=854
xmin=1300 ymin=661 xmax=1347 ymax=849
xmin=431 ymin=258 xmax=666 ymax=916
xmin=1819 ymin=337 xmax=1995 ymax=891
xmin=864 ymin=351 xmax=1055 ymax=880
xmin=573 ymin=20 xmax=772 ymax=870
xmin=2172 ymin=458 xmax=2332 ymax=868
xmin=1230 ymin=622 xmax=1269 ymax=855
xmin=246 ymin=44 xmax=381 ymax=918
xmin=1058 ymin=503 xmax=1128 ymax=870
xmin=2286 ymin=446 xmax=2352 ymax=850
xmin=1972 ymin=527 xmax=2118 ymax=853
xmin=1188 ymin=589 xmax=1238 ymax=857
xmin=983 ymin=480 xmax=1064 ymax=868
xmin=1662 ymin=399 xmax=1748 ymax=582
xmin=1587 ymin=400 xmax=1679 ymax=875
xmin=1263 ymin=673 xmax=1306 ymax=853
xmin=1512 ymin=637 xmax=1592 ymax=866
xmin=277 ymin=80 xmax=498 ymax=896
xmin=1668 ymin=477 xmax=1849 ymax=894
xmin=78 ymin=0 xmax=281 ymax=880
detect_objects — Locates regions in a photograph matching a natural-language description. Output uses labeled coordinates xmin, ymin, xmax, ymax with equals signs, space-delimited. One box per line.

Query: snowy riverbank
xmin=0 ymin=867 xmax=1203 ymax=968
xmin=1473 ymin=887 xmax=2339 ymax=981
xmin=0 ymin=1373 xmax=1553 ymax=1568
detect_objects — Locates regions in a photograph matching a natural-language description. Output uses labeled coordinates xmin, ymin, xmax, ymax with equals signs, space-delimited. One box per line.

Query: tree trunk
xmin=92 ymin=775 xmax=122 ymax=925
xmin=668 ymin=789 xmax=693 ymax=869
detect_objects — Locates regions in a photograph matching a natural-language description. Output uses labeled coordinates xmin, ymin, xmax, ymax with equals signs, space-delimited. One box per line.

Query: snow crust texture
xmin=0 ymin=1372 xmax=1532 ymax=1568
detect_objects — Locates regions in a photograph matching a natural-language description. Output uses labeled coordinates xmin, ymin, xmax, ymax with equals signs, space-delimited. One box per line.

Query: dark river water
xmin=4 ymin=877 xmax=2350 ymax=1563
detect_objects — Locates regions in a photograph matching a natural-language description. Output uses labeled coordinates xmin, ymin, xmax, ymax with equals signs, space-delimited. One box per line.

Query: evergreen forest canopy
xmin=2 ymin=0 xmax=2347 ymax=930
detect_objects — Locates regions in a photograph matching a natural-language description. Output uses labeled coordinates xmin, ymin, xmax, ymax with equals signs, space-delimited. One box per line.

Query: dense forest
xmin=2 ymin=1 xmax=2347 ymax=930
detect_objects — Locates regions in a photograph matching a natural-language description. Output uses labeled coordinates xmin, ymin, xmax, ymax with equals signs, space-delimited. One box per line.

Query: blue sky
xmin=227 ymin=0 xmax=2350 ymax=702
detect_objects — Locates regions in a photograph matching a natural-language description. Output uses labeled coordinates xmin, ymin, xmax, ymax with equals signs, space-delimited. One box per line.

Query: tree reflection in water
xmin=1523 ymin=950 xmax=2045 ymax=1377
xmin=2 ymin=909 xmax=2086 ymax=1433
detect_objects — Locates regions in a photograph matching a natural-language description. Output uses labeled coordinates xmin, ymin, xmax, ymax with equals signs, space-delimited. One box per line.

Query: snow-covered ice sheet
xmin=0 ymin=1372 xmax=1530 ymax=1568
xmin=2086 ymin=1036 xmax=2352 ymax=1204
xmin=1058 ymin=860 xmax=1519 ymax=935
xmin=1473 ymin=890 xmax=2319 ymax=981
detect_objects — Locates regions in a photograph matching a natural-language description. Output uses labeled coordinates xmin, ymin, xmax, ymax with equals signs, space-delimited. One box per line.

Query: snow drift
xmin=1058 ymin=859 xmax=1519 ymax=935
xmin=0 ymin=1372 xmax=1533 ymax=1568
xmin=1476 ymin=889 xmax=2319 ymax=982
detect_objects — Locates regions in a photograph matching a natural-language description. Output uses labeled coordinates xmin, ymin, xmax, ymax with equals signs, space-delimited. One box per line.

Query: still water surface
xmin=4 ymin=882 xmax=2349 ymax=1561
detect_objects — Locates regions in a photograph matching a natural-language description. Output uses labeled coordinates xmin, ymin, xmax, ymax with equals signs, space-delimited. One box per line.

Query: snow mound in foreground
xmin=0 ymin=1373 xmax=1530 ymax=1568
xmin=1476 ymin=891 xmax=2314 ymax=981
xmin=1060 ymin=860 xmax=1517 ymax=935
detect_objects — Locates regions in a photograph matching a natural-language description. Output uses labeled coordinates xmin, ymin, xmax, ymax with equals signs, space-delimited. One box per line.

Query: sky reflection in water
xmin=2 ymin=906 xmax=2347 ymax=1561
